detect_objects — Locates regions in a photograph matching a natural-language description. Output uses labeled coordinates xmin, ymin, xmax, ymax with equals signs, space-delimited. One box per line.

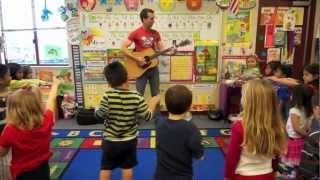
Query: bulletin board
xmin=255 ymin=0 xmax=314 ymax=78
xmin=63 ymin=0 xmax=258 ymax=111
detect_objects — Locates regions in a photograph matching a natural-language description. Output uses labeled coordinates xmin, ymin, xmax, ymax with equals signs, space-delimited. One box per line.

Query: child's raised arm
xmin=265 ymin=76 xmax=300 ymax=87
xmin=46 ymin=78 xmax=62 ymax=119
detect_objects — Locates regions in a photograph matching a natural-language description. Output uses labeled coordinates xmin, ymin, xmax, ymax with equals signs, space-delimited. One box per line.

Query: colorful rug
xmin=49 ymin=128 xmax=230 ymax=180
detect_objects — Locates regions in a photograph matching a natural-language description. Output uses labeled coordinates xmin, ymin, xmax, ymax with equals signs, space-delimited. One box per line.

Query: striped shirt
xmin=95 ymin=88 xmax=152 ymax=141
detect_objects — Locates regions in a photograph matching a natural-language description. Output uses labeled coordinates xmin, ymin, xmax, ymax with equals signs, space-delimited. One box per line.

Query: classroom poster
xmin=224 ymin=10 xmax=251 ymax=44
xmin=267 ymin=48 xmax=281 ymax=62
xmin=66 ymin=17 xmax=81 ymax=45
xmin=83 ymin=84 xmax=108 ymax=109
xmin=281 ymin=47 xmax=295 ymax=65
xmin=83 ymin=67 xmax=104 ymax=81
xmin=195 ymin=44 xmax=218 ymax=82
xmin=292 ymin=7 xmax=304 ymax=26
xmin=44 ymin=45 xmax=63 ymax=59
xmin=260 ymin=7 xmax=276 ymax=25
xmin=294 ymin=27 xmax=302 ymax=45
xmin=283 ymin=9 xmax=296 ymax=31
xmin=190 ymin=84 xmax=216 ymax=111
xmin=223 ymin=58 xmax=246 ymax=79
xmin=281 ymin=31 xmax=295 ymax=65
xmin=222 ymin=44 xmax=252 ymax=56
xmin=107 ymin=49 xmax=124 ymax=64
xmin=170 ymin=56 xmax=193 ymax=81
xmin=274 ymin=27 xmax=285 ymax=46
xmin=276 ymin=7 xmax=289 ymax=26
xmin=264 ymin=24 xmax=275 ymax=48
xmin=82 ymin=51 xmax=106 ymax=65
xmin=82 ymin=51 xmax=107 ymax=81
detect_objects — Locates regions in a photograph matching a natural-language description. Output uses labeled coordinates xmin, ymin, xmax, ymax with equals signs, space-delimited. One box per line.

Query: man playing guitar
xmin=121 ymin=8 xmax=176 ymax=96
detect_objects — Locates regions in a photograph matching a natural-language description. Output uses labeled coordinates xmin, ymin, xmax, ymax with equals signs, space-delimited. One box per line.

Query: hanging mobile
xmin=41 ymin=0 xmax=52 ymax=22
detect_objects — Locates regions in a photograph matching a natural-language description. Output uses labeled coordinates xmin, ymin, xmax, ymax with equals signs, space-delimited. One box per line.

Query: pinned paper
xmin=170 ymin=56 xmax=193 ymax=81
xmin=260 ymin=7 xmax=276 ymax=25
xmin=264 ymin=24 xmax=275 ymax=48
xmin=267 ymin=48 xmax=281 ymax=62
xmin=283 ymin=9 xmax=296 ymax=31
xmin=294 ymin=27 xmax=302 ymax=45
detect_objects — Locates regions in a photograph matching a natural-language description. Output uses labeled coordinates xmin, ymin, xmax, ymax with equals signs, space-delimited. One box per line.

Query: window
xmin=0 ymin=0 xmax=68 ymax=65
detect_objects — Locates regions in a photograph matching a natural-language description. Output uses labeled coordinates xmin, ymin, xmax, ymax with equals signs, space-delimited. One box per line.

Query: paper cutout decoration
xmin=80 ymin=0 xmax=97 ymax=11
xmin=159 ymin=0 xmax=175 ymax=12
xmin=41 ymin=0 xmax=53 ymax=22
xmin=124 ymin=0 xmax=139 ymax=11
xmin=58 ymin=2 xmax=78 ymax=22
xmin=81 ymin=28 xmax=103 ymax=46
xmin=186 ymin=0 xmax=201 ymax=11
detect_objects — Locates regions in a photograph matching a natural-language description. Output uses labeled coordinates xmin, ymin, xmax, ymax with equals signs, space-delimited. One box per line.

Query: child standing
xmin=298 ymin=95 xmax=320 ymax=179
xmin=274 ymin=64 xmax=292 ymax=119
xmin=95 ymin=61 xmax=160 ymax=180
xmin=224 ymin=79 xmax=287 ymax=180
xmin=281 ymin=84 xmax=313 ymax=178
xmin=0 ymin=64 xmax=12 ymax=180
xmin=22 ymin=65 xmax=33 ymax=79
xmin=7 ymin=63 xmax=23 ymax=80
xmin=266 ymin=63 xmax=319 ymax=90
xmin=154 ymin=85 xmax=204 ymax=180
xmin=7 ymin=63 xmax=48 ymax=91
xmin=241 ymin=55 xmax=262 ymax=80
xmin=302 ymin=63 xmax=319 ymax=94
xmin=0 ymin=78 xmax=61 ymax=180
xmin=264 ymin=61 xmax=281 ymax=76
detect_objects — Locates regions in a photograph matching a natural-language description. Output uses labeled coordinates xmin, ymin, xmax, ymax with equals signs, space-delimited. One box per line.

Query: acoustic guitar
xmin=122 ymin=39 xmax=191 ymax=80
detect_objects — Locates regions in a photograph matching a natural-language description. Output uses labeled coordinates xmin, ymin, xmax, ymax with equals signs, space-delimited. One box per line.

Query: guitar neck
xmin=149 ymin=47 xmax=172 ymax=59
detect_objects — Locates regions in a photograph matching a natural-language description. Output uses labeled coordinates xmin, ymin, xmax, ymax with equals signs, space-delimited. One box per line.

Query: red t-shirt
xmin=128 ymin=26 xmax=161 ymax=52
xmin=0 ymin=110 xmax=54 ymax=180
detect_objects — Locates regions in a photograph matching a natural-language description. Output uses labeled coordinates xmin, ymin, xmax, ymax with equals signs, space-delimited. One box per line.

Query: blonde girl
xmin=224 ymin=79 xmax=287 ymax=180
xmin=0 ymin=79 xmax=61 ymax=180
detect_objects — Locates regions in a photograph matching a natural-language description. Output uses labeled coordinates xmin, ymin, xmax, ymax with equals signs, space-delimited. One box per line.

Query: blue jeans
xmin=136 ymin=67 xmax=159 ymax=96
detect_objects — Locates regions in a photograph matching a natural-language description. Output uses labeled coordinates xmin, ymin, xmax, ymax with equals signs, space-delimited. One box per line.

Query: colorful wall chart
xmin=224 ymin=10 xmax=251 ymax=45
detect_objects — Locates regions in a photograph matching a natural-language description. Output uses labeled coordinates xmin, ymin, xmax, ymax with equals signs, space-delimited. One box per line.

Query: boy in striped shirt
xmin=95 ymin=61 xmax=160 ymax=180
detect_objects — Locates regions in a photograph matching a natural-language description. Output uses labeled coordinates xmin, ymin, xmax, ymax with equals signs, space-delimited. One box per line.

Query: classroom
xmin=0 ymin=0 xmax=319 ymax=179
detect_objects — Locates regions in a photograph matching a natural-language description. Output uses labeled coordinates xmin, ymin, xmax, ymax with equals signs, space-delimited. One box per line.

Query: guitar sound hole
xmin=141 ymin=56 xmax=151 ymax=69
xmin=144 ymin=56 xmax=151 ymax=62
